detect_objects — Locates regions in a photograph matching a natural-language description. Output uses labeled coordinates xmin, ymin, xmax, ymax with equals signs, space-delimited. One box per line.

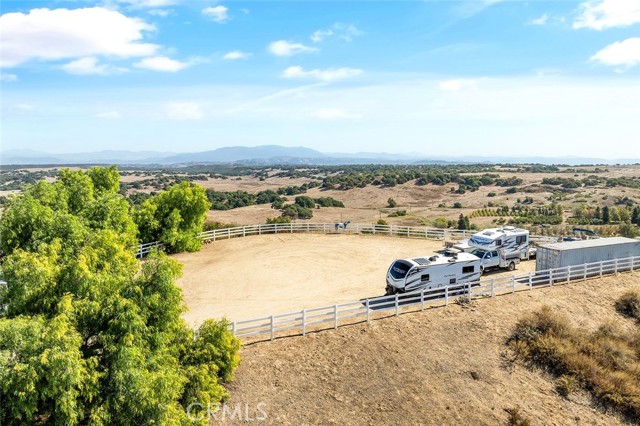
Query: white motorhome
xmin=385 ymin=252 xmax=481 ymax=295
xmin=468 ymin=226 xmax=531 ymax=260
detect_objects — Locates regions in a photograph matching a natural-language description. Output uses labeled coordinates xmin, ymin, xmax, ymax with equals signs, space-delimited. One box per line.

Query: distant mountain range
xmin=1 ymin=146 xmax=638 ymax=166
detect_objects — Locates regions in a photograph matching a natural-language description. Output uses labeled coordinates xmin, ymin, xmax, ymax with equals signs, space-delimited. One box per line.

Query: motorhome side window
xmin=496 ymin=239 xmax=502 ymax=246
xmin=449 ymin=278 xmax=456 ymax=284
xmin=462 ymin=266 xmax=474 ymax=273
xmin=516 ymin=236 xmax=526 ymax=244
xmin=421 ymin=274 xmax=429 ymax=282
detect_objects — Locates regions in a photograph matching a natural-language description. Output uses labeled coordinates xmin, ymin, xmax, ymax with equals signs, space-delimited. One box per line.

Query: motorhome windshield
xmin=389 ymin=260 xmax=412 ymax=279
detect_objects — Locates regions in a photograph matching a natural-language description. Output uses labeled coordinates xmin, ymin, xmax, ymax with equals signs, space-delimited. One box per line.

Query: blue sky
xmin=1 ymin=0 xmax=639 ymax=159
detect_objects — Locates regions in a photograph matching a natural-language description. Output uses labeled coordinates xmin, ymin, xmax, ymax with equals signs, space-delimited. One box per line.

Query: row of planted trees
xmin=0 ymin=166 xmax=240 ymax=425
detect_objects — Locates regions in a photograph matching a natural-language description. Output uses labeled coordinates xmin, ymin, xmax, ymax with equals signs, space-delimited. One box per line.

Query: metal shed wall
xmin=536 ymin=238 xmax=640 ymax=271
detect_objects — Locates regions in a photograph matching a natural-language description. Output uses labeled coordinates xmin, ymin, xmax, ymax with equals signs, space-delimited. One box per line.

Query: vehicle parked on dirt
xmin=470 ymin=248 xmax=520 ymax=274
xmin=385 ymin=252 xmax=481 ymax=295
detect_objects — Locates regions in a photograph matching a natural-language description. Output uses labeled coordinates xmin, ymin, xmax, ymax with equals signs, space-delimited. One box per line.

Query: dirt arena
xmin=173 ymin=233 xmax=536 ymax=324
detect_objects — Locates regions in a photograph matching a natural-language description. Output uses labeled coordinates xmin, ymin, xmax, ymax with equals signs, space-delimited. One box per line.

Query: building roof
xmin=539 ymin=237 xmax=640 ymax=251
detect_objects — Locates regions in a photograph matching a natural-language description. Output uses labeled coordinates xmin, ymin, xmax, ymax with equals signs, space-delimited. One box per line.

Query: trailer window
xmin=496 ymin=239 xmax=502 ymax=246
xmin=421 ymin=274 xmax=430 ymax=282
xmin=449 ymin=278 xmax=456 ymax=284
xmin=462 ymin=266 xmax=474 ymax=273
xmin=389 ymin=260 xmax=411 ymax=279
xmin=516 ymin=235 xmax=527 ymax=244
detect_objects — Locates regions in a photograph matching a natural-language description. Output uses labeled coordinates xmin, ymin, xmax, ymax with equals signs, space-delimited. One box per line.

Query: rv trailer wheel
xmin=508 ymin=262 xmax=515 ymax=271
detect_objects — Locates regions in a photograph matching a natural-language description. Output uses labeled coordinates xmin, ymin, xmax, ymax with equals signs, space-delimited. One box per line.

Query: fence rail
xmin=231 ymin=255 xmax=640 ymax=341
xmin=134 ymin=222 xmax=479 ymax=257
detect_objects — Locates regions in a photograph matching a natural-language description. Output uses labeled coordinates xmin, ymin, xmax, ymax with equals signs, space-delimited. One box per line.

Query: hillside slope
xmin=221 ymin=272 xmax=640 ymax=425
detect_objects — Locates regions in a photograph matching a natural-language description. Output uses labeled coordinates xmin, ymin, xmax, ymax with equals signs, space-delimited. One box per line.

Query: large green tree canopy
xmin=0 ymin=167 xmax=240 ymax=425
xmin=134 ymin=181 xmax=211 ymax=253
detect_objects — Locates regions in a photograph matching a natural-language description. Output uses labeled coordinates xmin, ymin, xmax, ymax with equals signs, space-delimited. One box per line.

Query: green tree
xmin=602 ymin=206 xmax=610 ymax=224
xmin=632 ymin=206 xmax=640 ymax=225
xmin=294 ymin=195 xmax=315 ymax=209
xmin=135 ymin=182 xmax=210 ymax=253
xmin=618 ymin=223 xmax=639 ymax=238
xmin=387 ymin=198 xmax=397 ymax=208
xmin=0 ymin=168 xmax=240 ymax=425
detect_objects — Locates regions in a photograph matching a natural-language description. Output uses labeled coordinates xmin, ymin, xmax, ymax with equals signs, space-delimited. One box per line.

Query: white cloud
xmin=0 ymin=7 xmax=158 ymax=68
xmin=0 ymin=73 xmax=18 ymax=82
xmin=311 ymin=108 xmax=362 ymax=120
xmin=311 ymin=29 xmax=333 ymax=43
xmin=202 ymin=5 xmax=228 ymax=23
xmin=94 ymin=111 xmax=121 ymax=119
xmin=438 ymin=79 xmax=477 ymax=91
xmin=573 ymin=0 xmax=640 ymax=30
xmin=223 ymin=50 xmax=252 ymax=60
xmin=531 ymin=14 xmax=549 ymax=26
xmin=134 ymin=56 xmax=191 ymax=72
xmin=61 ymin=57 xmax=127 ymax=76
xmin=148 ymin=9 xmax=173 ymax=17
xmin=311 ymin=23 xmax=363 ymax=43
xmin=282 ymin=66 xmax=362 ymax=82
xmin=268 ymin=40 xmax=318 ymax=57
xmin=590 ymin=38 xmax=640 ymax=67
xmin=118 ymin=0 xmax=176 ymax=7
xmin=164 ymin=102 xmax=204 ymax=120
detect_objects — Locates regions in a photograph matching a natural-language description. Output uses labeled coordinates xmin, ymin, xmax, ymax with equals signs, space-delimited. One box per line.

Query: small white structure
xmin=468 ymin=226 xmax=531 ymax=260
xmin=385 ymin=252 xmax=481 ymax=294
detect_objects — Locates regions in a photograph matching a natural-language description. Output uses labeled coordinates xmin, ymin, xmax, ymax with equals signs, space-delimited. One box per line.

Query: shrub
xmin=294 ymin=195 xmax=315 ymax=209
xmin=615 ymin=291 xmax=640 ymax=321
xmin=281 ymin=204 xmax=313 ymax=219
xmin=505 ymin=407 xmax=531 ymax=426
xmin=453 ymin=202 xmax=463 ymax=208
xmin=388 ymin=210 xmax=407 ymax=217
xmin=266 ymin=216 xmax=291 ymax=224
xmin=556 ymin=374 xmax=580 ymax=397
xmin=387 ymin=197 xmax=397 ymax=208
xmin=506 ymin=187 xmax=518 ymax=194
xmin=487 ymin=192 xmax=496 ymax=197
xmin=433 ymin=217 xmax=448 ymax=228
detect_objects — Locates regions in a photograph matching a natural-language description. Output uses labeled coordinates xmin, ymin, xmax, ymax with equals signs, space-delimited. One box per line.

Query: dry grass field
xmin=221 ymin=271 xmax=640 ymax=426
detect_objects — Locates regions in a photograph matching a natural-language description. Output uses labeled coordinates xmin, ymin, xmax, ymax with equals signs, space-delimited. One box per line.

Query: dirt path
xmin=173 ymin=233 xmax=535 ymax=324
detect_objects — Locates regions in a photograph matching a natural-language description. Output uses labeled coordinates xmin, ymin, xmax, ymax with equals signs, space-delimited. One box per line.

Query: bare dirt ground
xmin=173 ymin=233 xmax=536 ymax=324
xmin=221 ymin=271 xmax=640 ymax=426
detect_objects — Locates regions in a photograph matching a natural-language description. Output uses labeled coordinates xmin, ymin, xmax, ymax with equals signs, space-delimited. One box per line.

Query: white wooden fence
xmin=231 ymin=255 xmax=640 ymax=341
xmin=134 ymin=222 xmax=477 ymax=257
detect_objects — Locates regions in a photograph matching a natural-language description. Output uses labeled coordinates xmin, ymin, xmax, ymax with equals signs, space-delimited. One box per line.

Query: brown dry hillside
xmin=220 ymin=272 xmax=640 ymax=426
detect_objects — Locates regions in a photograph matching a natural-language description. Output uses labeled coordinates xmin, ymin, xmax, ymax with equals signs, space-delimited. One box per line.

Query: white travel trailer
xmin=468 ymin=226 xmax=531 ymax=260
xmin=385 ymin=252 xmax=482 ymax=295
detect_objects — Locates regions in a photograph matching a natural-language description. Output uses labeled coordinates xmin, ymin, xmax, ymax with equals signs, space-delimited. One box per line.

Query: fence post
xmin=445 ymin=286 xmax=449 ymax=306
xmin=584 ymin=264 xmax=587 ymax=281
xmin=567 ymin=265 xmax=571 ymax=283
xmin=232 ymin=321 xmax=236 ymax=337
xmin=395 ymin=293 xmax=399 ymax=316
xmin=270 ymin=315 xmax=274 ymax=341
xmin=491 ymin=278 xmax=495 ymax=297
xmin=549 ymin=269 xmax=553 ymax=286
xmin=468 ymin=282 xmax=472 ymax=299
xmin=600 ymin=261 xmax=603 ymax=278
xmin=366 ymin=299 xmax=370 ymax=322
xmin=615 ymin=258 xmax=618 ymax=274
xmin=528 ymin=272 xmax=533 ymax=290
xmin=421 ymin=288 xmax=425 ymax=311
xmin=512 ymin=276 xmax=516 ymax=294
xmin=334 ymin=305 xmax=338 ymax=329
xmin=302 ymin=309 xmax=306 ymax=336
